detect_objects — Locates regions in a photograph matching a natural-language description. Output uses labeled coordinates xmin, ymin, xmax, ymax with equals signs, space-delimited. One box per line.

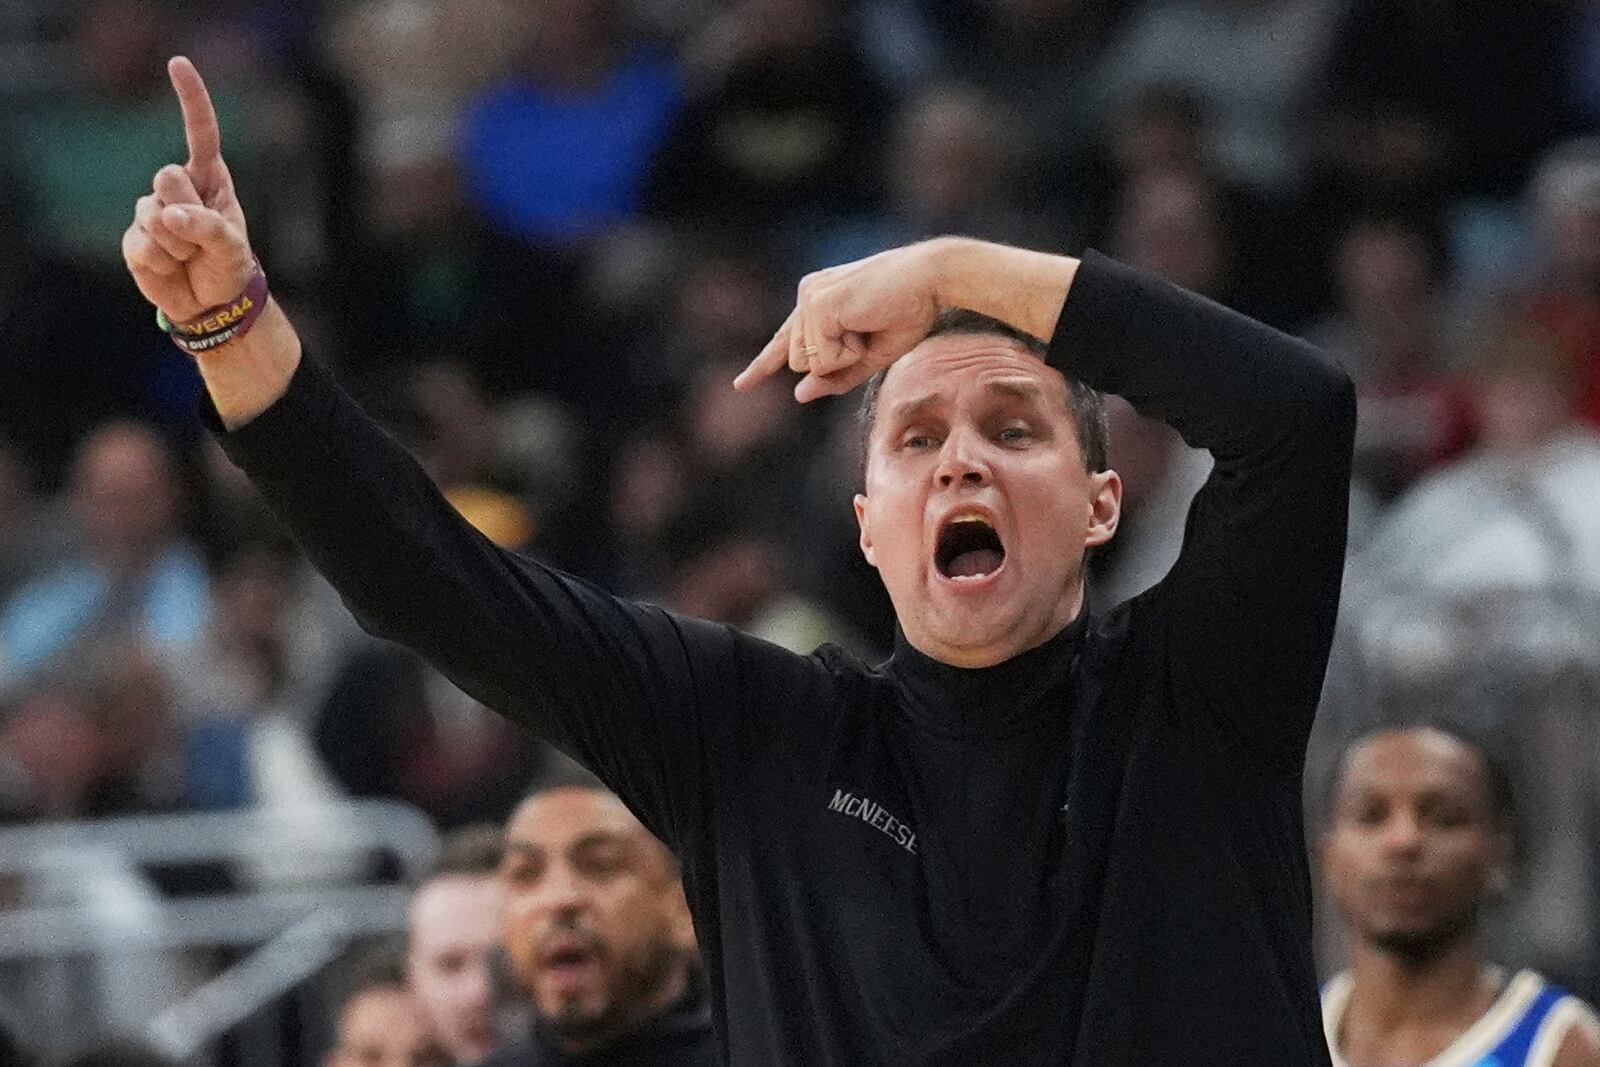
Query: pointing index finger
xmin=734 ymin=312 xmax=795 ymax=391
xmin=168 ymin=56 xmax=224 ymax=192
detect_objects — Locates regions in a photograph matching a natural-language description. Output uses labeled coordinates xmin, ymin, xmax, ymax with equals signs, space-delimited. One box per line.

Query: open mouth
xmin=537 ymin=937 xmax=601 ymax=982
xmin=935 ymin=515 xmax=1006 ymax=580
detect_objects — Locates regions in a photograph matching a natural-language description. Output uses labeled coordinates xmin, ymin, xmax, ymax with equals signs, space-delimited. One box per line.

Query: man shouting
xmin=122 ymin=57 xmax=1354 ymax=1065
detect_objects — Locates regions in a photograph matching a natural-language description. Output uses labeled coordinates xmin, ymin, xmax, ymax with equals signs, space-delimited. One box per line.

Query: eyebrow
xmin=886 ymin=380 xmax=1046 ymax=428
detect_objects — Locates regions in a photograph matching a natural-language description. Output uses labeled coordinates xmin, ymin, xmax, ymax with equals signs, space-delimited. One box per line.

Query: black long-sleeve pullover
xmin=212 ymin=252 xmax=1355 ymax=1065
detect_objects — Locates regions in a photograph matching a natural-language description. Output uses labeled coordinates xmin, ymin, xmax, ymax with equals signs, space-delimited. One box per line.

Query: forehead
xmin=1339 ymin=730 xmax=1488 ymax=802
xmin=344 ymin=987 xmax=424 ymax=1033
xmin=874 ymin=334 xmax=1067 ymax=422
xmin=507 ymin=787 xmax=640 ymax=850
xmin=410 ymin=875 xmax=502 ymax=936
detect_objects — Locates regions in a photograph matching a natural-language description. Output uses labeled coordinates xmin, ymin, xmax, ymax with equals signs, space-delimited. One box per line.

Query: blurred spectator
xmin=169 ymin=512 xmax=343 ymax=809
xmin=655 ymin=495 xmax=864 ymax=655
xmin=458 ymin=0 xmax=682 ymax=248
xmin=1096 ymin=0 xmax=1343 ymax=195
xmin=486 ymin=772 xmax=715 ymax=1065
xmin=325 ymin=944 xmax=447 ymax=1067
xmin=0 ymin=423 xmax=206 ymax=685
xmin=0 ymin=684 xmax=106 ymax=822
xmin=0 ymin=436 xmax=70 ymax=604
xmin=407 ymin=824 xmax=508 ymax=1065
xmin=810 ymin=84 xmax=1055 ymax=269
xmin=1086 ymin=86 xmax=1314 ymax=324
xmin=931 ymin=0 xmax=1125 ymax=215
xmin=313 ymin=640 xmax=544 ymax=830
xmin=1107 ymin=167 xmax=1287 ymax=322
xmin=1515 ymin=138 xmax=1600 ymax=434
xmin=1319 ymin=0 xmax=1575 ymax=213
xmin=602 ymin=354 xmax=812 ymax=598
xmin=1 ymin=0 xmax=246 ymax=265
xmin=0 ymin=641 xmax=187 ymax=822
xmin=650 ymin=0 xmax=890 ymax=236
xmin=629 ymin=243 xmax=786 ymax=403
xmin=1360 ymin=317 xmax=1600 ymax=595
xmin=1307 ymin=215 xmax=1475 ymax=499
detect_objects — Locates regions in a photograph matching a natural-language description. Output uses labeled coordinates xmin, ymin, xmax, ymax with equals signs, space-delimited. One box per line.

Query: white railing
xmin=0 ymin=800 xmax=439 ymax=1062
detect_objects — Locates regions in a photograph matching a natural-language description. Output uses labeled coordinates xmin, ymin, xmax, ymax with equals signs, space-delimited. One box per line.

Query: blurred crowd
xmin=1 ymin=0 xmax=1599 ymax=1057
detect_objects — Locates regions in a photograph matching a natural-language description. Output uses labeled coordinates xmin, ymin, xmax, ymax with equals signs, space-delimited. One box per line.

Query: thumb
xmin=161 ymin=203 xmax=244 ymax=253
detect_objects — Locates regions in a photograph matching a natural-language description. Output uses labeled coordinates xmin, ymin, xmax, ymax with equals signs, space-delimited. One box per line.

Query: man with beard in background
xmin=475 ymin=771 xmax=714 ymax=1066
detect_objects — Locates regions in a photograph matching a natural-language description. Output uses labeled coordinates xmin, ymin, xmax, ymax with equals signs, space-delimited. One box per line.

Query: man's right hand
xmin=122 ymin=57 xmax=256 ymax=323
xmin=121 ymin=57 xmax=301 ymax=430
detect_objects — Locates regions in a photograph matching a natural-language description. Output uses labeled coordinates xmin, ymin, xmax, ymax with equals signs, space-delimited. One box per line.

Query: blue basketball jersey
xmin=1323 ymin=969 xmax=1599 ymax=1067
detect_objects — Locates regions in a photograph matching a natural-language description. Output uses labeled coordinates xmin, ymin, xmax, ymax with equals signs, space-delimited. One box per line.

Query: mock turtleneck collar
xmin=886 ymin=611 xmax=1089 ymax=738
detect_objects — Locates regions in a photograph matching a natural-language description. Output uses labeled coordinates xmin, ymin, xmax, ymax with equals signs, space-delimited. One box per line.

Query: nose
xmin=935 ymin=428 xmax=991 ymax=489
xmin=531 ymin=862 xmax=587 ymax=918
xmin=1379 ymin=812 xmax=1425 ymax=856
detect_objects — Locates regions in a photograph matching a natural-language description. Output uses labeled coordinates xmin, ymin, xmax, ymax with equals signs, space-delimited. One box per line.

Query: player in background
xmin=1321 ymin=725 xmax=1600 ymax=1067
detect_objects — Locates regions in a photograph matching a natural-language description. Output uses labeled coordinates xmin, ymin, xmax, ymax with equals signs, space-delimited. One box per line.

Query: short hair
xmin=421 ymin=823 xmax=504 ymax=883
xmin=328 ymin=939 xmax=410 ymax=1023
xmin=858 ymin=308 xmax=1109 ymax=474
xmin=1325 ymin=719 xmax=1516 ymax=832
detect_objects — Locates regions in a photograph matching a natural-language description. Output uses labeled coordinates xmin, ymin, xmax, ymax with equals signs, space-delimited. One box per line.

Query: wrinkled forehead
xmin=873 ymin=335 xmax=1068 ymax=429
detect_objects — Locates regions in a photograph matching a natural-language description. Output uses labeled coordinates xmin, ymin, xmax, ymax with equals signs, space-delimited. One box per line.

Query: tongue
xmin=947 ymin=548 xmax=1003 ymax=578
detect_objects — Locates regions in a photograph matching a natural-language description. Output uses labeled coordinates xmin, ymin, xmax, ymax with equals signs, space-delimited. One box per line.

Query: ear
xmin=1083 ymin=469 xmax=1123 ymax=549
xmin=665 ymin=881 xmax=697 ymax=954
xmin=854 ymin=493 xmax=877 ymax=568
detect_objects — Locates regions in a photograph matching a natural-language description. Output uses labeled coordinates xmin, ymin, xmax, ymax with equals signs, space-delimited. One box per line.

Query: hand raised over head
xmin=734 ymin=243 xmax=947 ymax=403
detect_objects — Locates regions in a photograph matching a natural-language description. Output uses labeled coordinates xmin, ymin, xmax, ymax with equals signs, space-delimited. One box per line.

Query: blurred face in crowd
xmin=894 ymin=89 xmax=1007 ymax=223
xmin=407 ymin=875 xmax=506 ymax=1063
xmin=1322 ymin=729 xmax=1510 ymax=966
xmin=327 ymin=986 xmax=445 ymax=1067
xmin=1114 ymin=172 xmax=1228 ymax=297
xmin=74 ymin=0 xmax=169 ymax=100
xmin=855 ymin=334 xmax=1120 ymax=668
xmin=500 ymin=788 xmax=695 ymax=1052
xmin=0 ymin=690 xmax=105 ymax=819
xmin=71 ymin=423 xmax=180 ymax=575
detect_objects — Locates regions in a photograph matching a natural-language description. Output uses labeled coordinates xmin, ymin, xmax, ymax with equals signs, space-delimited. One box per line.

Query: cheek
xmin=503 ymin=901 xmax=538 ymax=971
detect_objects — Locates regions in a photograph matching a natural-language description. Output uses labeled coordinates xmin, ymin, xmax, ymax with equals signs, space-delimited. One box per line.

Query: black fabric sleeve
xmin=1049 ymin=251 xmax=1356 ymax=768
xmin=203 ymin=355 xmax=821 ymax=848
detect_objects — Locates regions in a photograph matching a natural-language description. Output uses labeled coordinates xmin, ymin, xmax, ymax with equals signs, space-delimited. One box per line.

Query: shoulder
xmin=1548 ymin=993 xmax=1600 ymax=1067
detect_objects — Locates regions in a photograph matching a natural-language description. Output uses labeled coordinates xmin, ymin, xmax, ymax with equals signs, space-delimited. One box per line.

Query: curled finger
xmin=154 ymin=164 xmax=202 ymax=207
xmin=794 ymin=358 xmax=880 ymax=404
xmin=122 ymin=224 xmax=183 ymax=277
xmin=135 ymin=194 xmax=200 ymax=261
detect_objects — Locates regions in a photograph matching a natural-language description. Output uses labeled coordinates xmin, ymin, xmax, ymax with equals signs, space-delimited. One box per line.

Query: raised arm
xmin=740 ymin=237 xmax=1355 ymax=767
xmin=1052 ymin=253 xmax=1355 ymax=769
xmin=120 ymin=59 xmax=828 ymax=847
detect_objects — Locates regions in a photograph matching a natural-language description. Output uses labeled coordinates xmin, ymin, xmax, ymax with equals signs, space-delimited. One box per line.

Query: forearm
xmin=194 ymin=298 xmax=302 ymax=430
xmin=1048 ymin=251 xmax=1353 ymax=458
xmin=925 ymin=237 xmax=1081 ymax=343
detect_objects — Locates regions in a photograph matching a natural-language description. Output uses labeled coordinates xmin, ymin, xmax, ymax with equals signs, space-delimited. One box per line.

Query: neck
xmin=1342 ymin=936 xmax=1498 ymax=1049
